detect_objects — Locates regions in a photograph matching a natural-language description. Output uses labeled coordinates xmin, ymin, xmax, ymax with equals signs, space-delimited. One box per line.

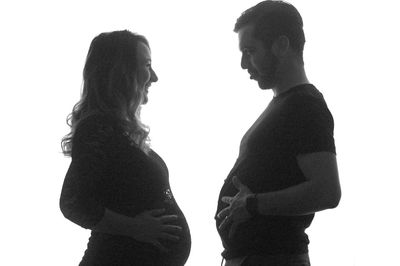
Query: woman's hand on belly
xmin=129 ymin=208 xmax=182 ymax=252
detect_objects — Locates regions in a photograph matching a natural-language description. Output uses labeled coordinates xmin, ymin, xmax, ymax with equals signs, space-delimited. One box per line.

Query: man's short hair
xmin=234 ymin=0 xmax=305 ymax=56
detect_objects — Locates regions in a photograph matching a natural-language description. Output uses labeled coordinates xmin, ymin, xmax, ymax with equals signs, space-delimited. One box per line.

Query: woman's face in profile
xmin=136 ymin=42 xmax=158 ymax=104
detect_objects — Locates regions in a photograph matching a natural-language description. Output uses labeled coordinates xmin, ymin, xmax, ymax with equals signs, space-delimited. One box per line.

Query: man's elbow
xmin=60 ymin=197 xmax=74 ymax=222
xmin=326 ymin=185 xmax=341 ymax=209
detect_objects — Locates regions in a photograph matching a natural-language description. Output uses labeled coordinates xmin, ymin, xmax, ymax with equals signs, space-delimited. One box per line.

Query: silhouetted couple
xmin=60 ymin=1 xmax=340 ymax=265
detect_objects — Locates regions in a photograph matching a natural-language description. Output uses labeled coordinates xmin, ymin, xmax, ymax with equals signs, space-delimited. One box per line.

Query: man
xmin=215 ymin=1 xmax=341 ymax=265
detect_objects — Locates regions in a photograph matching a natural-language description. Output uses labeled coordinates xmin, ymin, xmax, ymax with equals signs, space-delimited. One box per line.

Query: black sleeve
xmin=59 ymin=115 xmax=114 ymax=229
xmin=285 ymin=95 xmax=336 ymax=155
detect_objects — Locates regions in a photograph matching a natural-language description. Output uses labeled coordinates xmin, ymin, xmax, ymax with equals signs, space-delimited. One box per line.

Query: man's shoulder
xmin=286 ymin=84 xmax=324 ymax=101
xmin=281 ymin=84 xmax=328 ymax=111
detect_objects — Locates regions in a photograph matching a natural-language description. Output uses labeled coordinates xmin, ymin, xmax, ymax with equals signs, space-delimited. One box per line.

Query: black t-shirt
xmin=60 ymin=114 xmax=191 ymax=266
xmin=215 ymin=84 xmax=335 ymax=259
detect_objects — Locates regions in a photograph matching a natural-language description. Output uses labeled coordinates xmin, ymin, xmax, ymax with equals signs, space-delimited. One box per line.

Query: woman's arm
xmin=92 ymin=208 xmax=182 ymax=252
xmin=60 ymin=117 xmax=111 ymax=229
xmin=60 ymin=116 xmax=181 ymax=251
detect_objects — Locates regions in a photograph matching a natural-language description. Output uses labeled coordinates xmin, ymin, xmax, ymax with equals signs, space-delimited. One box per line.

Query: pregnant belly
xmin=160 ymin=202 xmax=191 ymax=266
xmin=99 ymin=189 xmax=191 ymax=265
xmin=85 ymin=203 xmax=191 ymax=266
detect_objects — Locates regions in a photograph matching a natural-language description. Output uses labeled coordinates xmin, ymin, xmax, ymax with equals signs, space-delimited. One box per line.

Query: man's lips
xmin=249 ymin=72 xmax=257 ymax=80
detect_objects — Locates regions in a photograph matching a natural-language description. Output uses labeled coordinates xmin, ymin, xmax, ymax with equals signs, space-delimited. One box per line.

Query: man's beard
xmin=257 ymin=53 xmax=279 ymax=90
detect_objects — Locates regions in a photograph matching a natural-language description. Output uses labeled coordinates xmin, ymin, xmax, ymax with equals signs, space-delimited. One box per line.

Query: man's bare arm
xmin=256 ymin=151 xmax=341 ymax=216
xmin=218 ymin=152 xmax=341 ymax=235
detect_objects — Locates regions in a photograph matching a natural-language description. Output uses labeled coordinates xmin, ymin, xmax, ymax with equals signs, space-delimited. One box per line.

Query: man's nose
xmin=241 ymin=54 xmax=249 ymax=69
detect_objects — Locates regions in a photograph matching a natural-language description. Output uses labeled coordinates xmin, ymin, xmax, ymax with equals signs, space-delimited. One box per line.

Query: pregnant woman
xmin=60 ymin=30 xmax=191 ymax=266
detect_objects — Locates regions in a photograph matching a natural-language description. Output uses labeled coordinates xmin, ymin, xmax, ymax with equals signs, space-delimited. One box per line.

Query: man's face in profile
xmin=238 ymin=24 xmax=279 ymax=90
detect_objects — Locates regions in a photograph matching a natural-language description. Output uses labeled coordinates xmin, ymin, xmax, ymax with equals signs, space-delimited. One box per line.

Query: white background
xmin=1 ymin=0 xmax=399 ymax=265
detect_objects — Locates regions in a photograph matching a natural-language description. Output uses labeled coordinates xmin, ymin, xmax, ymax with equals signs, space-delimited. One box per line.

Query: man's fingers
xmin=229 ymin=221 xmax=238 ymax=238
xmin=218 ymin=215 xmax=231 ymax=231
xmin=217 ymin=207 xmax=230 ymax=219
xmin=221 ymin=196 xmax=233 ymax=204
xmin=232 ymin=176 xmax=246 ymax=190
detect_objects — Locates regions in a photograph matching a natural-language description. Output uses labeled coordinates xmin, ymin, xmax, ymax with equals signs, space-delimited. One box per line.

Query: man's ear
xmin=271 ymin=35 xmax=290 ymax=57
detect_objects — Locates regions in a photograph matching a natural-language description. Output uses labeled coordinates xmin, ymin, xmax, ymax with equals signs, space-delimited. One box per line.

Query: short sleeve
xmin=59 ymin=115 xmax=114 ymax=229
xmin=284 ymin=95 xmax=336 ymax=155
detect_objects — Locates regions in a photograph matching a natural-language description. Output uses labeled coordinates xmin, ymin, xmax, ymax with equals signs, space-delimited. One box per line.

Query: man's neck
xmin=272 ymin=61 xmax=309 ymax=97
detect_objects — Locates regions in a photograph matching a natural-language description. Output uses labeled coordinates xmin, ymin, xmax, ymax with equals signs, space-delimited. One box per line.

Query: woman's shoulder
xmin=79 ymin=112 xmax=118 ymax=128
xmin=74 ymin=113 xmax=120 ymax=139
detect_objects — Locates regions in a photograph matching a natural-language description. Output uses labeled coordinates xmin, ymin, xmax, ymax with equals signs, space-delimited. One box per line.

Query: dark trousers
xmin=225 ymin=253 xmax=310 ymax=266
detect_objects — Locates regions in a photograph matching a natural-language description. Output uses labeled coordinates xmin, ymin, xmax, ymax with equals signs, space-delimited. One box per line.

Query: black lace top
xmin=60 ymin=114 xmax=191 ymax=265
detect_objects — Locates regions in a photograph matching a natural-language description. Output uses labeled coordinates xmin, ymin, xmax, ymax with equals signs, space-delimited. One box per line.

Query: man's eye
xmin=243 ymin=49 xmax=252 ymax=55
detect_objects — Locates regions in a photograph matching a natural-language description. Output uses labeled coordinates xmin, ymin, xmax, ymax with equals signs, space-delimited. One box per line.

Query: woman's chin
xmin=142 ymin=94 xmax=148 ymax=104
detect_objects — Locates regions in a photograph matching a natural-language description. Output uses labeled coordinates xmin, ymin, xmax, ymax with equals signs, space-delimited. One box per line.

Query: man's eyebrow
xmin=239 ymin=44 xmax=252 ymax=51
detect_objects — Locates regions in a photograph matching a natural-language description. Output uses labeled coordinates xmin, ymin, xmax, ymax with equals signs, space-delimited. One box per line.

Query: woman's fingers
xmin=151 ymin=241 xmax=169 ymax=253
xmin=148 ymin=208 xmax=166 ymax=216
xmin=160 ymin=232 xmax=180 ymax=242
xmin=162 ymin=224 xmax=183 ymax=234
xmin=159 ymin=214 xmax=179 ymax=223
xmin=148 ymin=210 xmax=183 ymax=235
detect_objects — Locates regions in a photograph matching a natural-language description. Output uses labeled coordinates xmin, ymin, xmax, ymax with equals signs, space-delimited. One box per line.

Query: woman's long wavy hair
xmin=61 ymin=30 xmax=150 ymax=156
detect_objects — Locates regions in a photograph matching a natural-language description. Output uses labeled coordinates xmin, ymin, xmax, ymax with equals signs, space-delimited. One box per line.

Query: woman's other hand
xmin=92 ymin=208 xmax=182 ymax=253
xmin=129 ymin=208 xmax=182 ymax=252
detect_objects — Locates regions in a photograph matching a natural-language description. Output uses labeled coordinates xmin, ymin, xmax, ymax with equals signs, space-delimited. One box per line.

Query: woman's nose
xmin=151 ymin=68 xmax=158 ymax=82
